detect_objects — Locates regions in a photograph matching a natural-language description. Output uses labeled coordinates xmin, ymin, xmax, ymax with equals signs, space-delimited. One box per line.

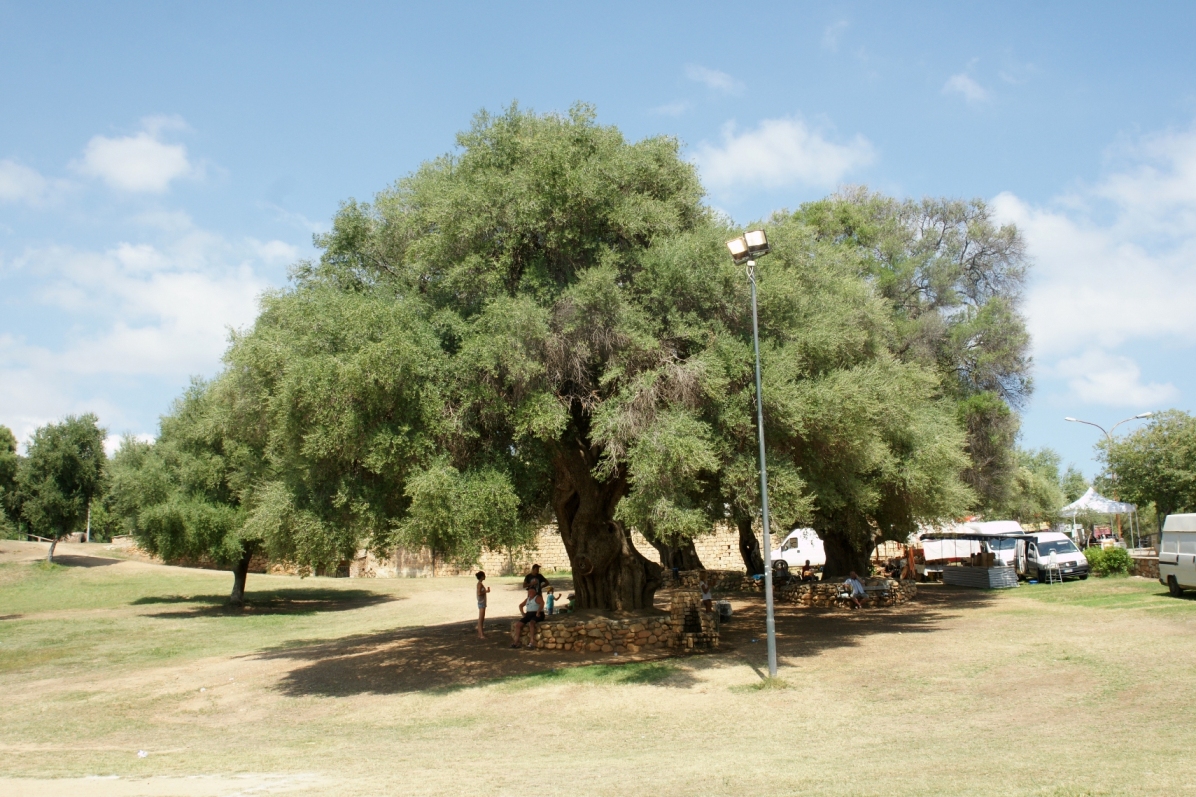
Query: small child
xmin=544 ymin=585 xmax=560 ymax=615
xmin=566 ymin=593 xmax=576 ymax=613
xmin=475 ymin=571 xmax=491 ymax=639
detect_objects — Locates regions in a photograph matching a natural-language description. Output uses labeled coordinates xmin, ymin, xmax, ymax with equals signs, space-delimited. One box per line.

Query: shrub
xmin=1085 ymin=546 xmax=1131 ymax=576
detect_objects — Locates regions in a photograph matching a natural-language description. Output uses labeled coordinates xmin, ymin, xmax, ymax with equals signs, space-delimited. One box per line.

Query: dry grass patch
xmin=1 ymin=542 xmax=1193 ymax=796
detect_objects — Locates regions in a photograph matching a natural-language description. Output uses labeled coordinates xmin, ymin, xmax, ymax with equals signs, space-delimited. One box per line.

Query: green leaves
xmin=17 ymin=414 xmax=106 ymax=540
xmin=100 ymin=106 xmax=1012 ymax=581
xmin=395 ymin=462 xmax=532 ymax=567
xmin=1099 ymin=409 xmax=1196 ymax=519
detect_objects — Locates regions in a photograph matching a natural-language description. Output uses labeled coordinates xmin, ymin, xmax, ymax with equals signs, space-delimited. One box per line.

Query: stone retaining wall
xmin=513 ymin=589 xmax=719 ymax=653
xmin=1130 ymin=555 xmax=1159 ymax=580
xmin=351 ymin=522 xmax=761 ymax=578
xmin=774 ymin=578 xmax=917 ymax=608
xmin=717 ymin=572 xmax=916 ymax=608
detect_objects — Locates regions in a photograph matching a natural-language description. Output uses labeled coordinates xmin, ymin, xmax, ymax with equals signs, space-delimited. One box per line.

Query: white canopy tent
xmin=1059 ymin=487 xmax=1141 ymax=547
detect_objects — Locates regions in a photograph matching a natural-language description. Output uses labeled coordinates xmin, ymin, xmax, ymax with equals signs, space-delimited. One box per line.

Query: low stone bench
xmin=511 ymin=589 xmax=719 ymax=653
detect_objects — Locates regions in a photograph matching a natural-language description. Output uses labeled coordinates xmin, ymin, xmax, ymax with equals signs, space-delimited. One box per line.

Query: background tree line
xmin=5 ymin=106 xmax=1192 ymax=607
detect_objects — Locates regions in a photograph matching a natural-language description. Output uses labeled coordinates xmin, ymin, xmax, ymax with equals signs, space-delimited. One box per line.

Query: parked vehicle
xmin=1025 ymin=531 xmax=1089 ymax=581
xmin=1158 ymin=513 xmax=1196 ymax=597
xmin=964 ymin=521 xmax=1025 ymax=568
xmin=771 ymin=528 xmax=826 ymax=569
xmin=917 ymin=521 xmax=1023 ymax=580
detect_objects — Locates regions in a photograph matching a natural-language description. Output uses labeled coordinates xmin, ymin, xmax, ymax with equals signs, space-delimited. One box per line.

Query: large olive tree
xmin=114 ymin=106 xmax=981 ymax=606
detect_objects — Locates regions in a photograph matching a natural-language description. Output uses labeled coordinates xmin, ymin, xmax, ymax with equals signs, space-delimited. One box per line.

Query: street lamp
xmin=726 ymin=228 xmax=779 ymax=679
xmin=1064 ymin=412 xmax=1154 ymax=544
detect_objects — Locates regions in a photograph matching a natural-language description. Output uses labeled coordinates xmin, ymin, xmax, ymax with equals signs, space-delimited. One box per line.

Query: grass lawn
xmin=1 ymin=539 xmax=1194 ymax=797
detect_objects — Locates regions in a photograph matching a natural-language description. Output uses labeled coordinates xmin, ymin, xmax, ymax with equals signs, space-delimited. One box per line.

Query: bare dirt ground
xmin=2 ymin=540 xmax=1194 ymax=796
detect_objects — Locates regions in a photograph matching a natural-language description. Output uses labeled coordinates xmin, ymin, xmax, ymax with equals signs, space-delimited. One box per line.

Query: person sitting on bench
xmin=800 ymin=560 xmax=815 ymax=582
xmin=844 ymin=571 xmax=866 ymax=609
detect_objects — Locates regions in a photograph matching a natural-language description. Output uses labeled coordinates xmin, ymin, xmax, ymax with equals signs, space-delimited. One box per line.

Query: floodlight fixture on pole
xmin=726 ymin=228 xmax=779 ymax=679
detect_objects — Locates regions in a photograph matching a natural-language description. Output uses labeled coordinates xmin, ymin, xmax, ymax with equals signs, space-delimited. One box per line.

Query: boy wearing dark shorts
xmin=511 ymin=585 xmax=541 ymax=649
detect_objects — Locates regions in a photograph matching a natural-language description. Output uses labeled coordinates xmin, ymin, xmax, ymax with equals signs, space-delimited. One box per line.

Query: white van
xmin=965 ymin=520 xmax=1025 ymax=568
xmin=771 ymin=528 xmax=826 ymax=569
xmin=1025 ymin=531 xmax=1089 ymax=581
xmin=1159 ymin=513 xmax=1196 ymax=597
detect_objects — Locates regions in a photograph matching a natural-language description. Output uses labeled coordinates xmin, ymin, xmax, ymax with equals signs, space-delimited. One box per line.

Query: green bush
xmin=1085 ymin=546 xmax=1131 ymax=576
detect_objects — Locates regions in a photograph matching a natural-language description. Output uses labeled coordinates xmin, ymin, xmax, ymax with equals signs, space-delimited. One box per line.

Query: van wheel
xmin=1079 ymin=574 xmax=1088 ymax=580
xmin=1036 ymin=569 xmax=1046 ymax=583
xmin=1168 ymin=577 xmax=1184 ymax=597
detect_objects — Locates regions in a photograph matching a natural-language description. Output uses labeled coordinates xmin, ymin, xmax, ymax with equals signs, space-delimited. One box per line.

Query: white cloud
xmin=651 ymin=100 xmax=691 ymax=117
xmin=822 ymin=20 xmax=849 ymax=52
xmin=77 ymin=116 xmax=196 ymax=193
xmin=943 ymin=73 xmax=989 ymax=105
xmin=0 ymin=223 xmax=293 ymax=445
xmin=0 ymin=160 xmax=48 ymax=203
xmin=251 ymin=239 xmax=300 ymax=264
xmin=693 ymin=118 xmax=875 ymax=190
xmin=685 ymin=65 xmax=743 ymax=94
xmin=992 ymin=122 xmax=1196 ymax=408
xmin=1052 ymin=350 xmax=1178 ymax=407
xmin=0 ymin=160 xmax=70 ymax=205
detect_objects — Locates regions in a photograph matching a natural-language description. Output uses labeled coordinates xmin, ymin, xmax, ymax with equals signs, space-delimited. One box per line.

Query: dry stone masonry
xmin=512 ymin=589 xmax=719 ymax=652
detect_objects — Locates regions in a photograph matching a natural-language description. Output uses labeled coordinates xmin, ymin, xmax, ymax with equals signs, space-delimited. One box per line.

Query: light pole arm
xmin=1067 ymin=417 xmax=1110 ymax=441
xmin=1108 ymin=415 xmax=1147 ymax=437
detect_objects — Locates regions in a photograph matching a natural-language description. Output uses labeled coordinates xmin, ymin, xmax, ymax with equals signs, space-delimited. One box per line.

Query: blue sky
xmin=2 ymin=1 xmax=1195 ymax=477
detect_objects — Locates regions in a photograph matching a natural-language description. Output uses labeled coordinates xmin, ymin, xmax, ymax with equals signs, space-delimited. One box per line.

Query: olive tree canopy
xmin=116 ymin=105 xmax=987 ymax=605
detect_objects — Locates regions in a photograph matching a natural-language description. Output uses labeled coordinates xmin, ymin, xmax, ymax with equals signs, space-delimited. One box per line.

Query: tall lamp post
xmin=1065 ymin=412 xmax=1153 ymax=544
xmin=727 ymin=229 xmax=778 ymax=679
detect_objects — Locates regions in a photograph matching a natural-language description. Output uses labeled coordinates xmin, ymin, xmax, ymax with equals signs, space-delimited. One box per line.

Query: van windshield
xmin=987 ymin=538 xmax=1018 ymax=552
xmin=1037 ymin=539 xmax=1078 ymax=556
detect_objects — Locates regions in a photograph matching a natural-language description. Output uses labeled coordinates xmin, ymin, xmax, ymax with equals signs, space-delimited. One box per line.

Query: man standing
xmin=523 ymin=564 xmax=549 ymax=620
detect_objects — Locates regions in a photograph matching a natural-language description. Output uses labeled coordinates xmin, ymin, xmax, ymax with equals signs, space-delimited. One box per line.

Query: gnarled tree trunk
xmin=229 ymin=545 xmax=256 ymax=606
xmin=735 ymin=515 xmax=764 ymax=575
xmin=552 ymin=446 xmax=661 ymax=611
xmin=816 ymin=511 xmax=875 ymax=578
xmin=644 ymin=532 xmax=705 ymax=572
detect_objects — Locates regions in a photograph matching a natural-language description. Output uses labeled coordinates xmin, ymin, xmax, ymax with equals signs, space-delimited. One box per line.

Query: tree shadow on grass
xmin=131 ymin=588 xmax=398 ymax=617
xmin=713 ymin=584 xmax=1000 ymax=676
xmin=47 ymin=555 xmax=122 ymax=568
xmin=252 ymin=586 xmax=994 ymax=697
xmin=254 ymin=618 xmax=698 ymax=696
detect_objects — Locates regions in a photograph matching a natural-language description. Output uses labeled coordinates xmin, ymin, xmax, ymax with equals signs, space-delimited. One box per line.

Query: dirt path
xmin=0 ymin=774 xmax=325 ymax=796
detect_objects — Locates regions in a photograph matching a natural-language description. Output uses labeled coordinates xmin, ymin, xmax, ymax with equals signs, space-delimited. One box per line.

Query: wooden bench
xmin=836 ymin=583 xmax=892 ymax=606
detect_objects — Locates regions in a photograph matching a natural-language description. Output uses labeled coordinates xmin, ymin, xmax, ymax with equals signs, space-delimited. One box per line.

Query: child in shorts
xmin=475 ymin=571 xmax=491 ymax=639
xmin=511 ymin=585 xmax=541 ymax=649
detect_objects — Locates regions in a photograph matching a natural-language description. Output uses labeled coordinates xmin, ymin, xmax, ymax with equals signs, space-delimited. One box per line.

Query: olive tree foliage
xmin=609 ymin=217 xmax=974 ymax=577
xmin=16 ymin=414 xmax=106 ymax=560
xmin=996 ymin=447 xmax=1067 ymax=525
xmin=1099 ymin=409 xmax=1196 ymax=521
xmin=227 ymin=104 xmax=976 ymax=599
xmin=795 ymin=189 xmax=1031 ymax=515
xmin=0 ymin=426 xmax=20 ymax=538
xmin=110 ymin=383 xmax=258 ymax=602
xmin=125 ymin=106 xmax=977 ymax=605
xmin=267 ymin=104 xmax=714 ymax=609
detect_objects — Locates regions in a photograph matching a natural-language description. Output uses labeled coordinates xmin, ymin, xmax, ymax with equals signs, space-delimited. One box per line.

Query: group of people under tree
xmin=473 ymin=563 xmax=571 ymax=647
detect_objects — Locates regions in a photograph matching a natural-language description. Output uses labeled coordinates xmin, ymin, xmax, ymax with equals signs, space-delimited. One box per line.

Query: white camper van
xmin=964 ymin=520 xmax=1025 ymax=568
xmin=771 ymin=528 xmax=826 ymax=569
xmin=1159 ymin=513 xmax=1196 ymax=597
xmin=1024 ymin=531 xmax=1089 ymax=581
